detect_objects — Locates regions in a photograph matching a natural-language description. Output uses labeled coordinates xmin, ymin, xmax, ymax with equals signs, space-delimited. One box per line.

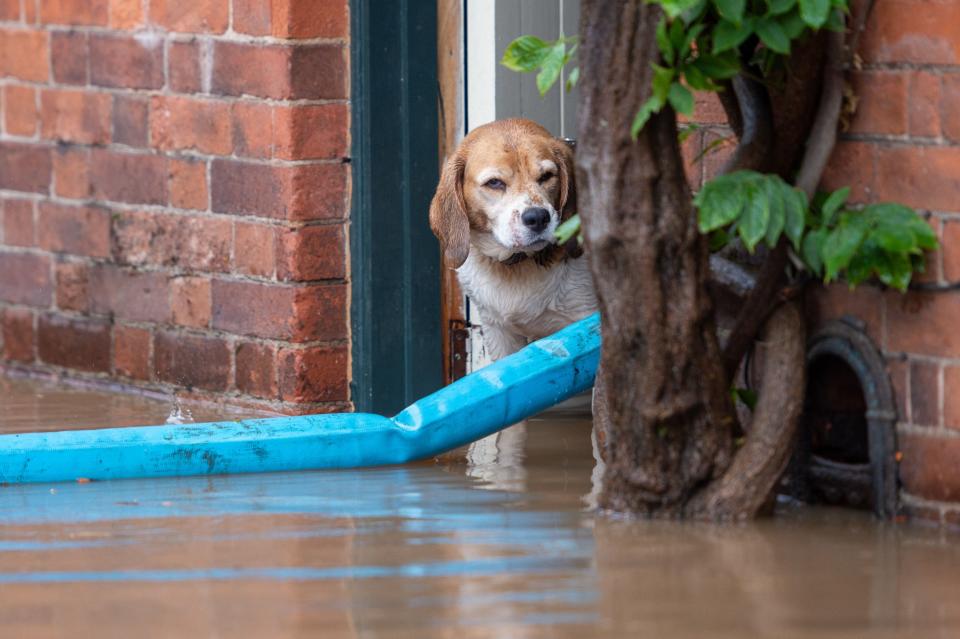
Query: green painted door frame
xmin=350 ymin=0 xmax=443 ymax=414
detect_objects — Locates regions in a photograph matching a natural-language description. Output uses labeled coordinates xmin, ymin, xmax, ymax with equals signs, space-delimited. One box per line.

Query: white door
xmin=463 ymin=0 xmax=581 ymax=372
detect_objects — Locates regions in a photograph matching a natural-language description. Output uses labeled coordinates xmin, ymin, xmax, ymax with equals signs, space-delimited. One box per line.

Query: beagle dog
xmin=430 ymin=119 xmax=598 ymax=360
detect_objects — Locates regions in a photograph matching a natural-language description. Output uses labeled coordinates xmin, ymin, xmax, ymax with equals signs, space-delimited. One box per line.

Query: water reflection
xmin=1 ymin=380 xmax=959 ymax=638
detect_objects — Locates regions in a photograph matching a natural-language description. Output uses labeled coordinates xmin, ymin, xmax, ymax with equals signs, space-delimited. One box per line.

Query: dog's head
xmin=429 ymin=119 xmax=577 ymax=268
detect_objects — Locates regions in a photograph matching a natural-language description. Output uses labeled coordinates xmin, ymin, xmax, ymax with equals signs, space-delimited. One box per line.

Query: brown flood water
xmin=1 ymin=375 xmax=959 ymax=638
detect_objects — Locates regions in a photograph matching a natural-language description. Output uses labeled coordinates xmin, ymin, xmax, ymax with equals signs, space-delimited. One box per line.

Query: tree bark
xmin=578 ymin=0 xmax=737 ymax=516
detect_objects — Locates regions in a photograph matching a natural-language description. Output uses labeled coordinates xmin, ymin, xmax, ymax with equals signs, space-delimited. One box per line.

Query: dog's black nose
xmin=521 ymin=207 xmax=550 ymax=233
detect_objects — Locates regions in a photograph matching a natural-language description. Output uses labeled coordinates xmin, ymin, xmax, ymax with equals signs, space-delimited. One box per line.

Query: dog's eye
xmin=484 ymin=178 xmax=506 ymax=190
xmin=538 ymin=172 xmax=555 ymax=183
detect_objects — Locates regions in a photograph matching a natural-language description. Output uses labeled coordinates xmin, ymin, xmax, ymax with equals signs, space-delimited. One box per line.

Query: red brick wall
xmin=683 ymin=1 xmax=960 ymax=524
xmin=0 ymin=0 xmax=351 ymax=414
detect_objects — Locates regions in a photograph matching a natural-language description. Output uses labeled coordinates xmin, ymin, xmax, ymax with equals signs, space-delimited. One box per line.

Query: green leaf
xmin=709 ymin=228 xmax=731 ymax=251
xmin=764 ymin=178 xmax=786 ymax=247
xmin=535 ymin=40 xmax=568 ymax=96
xmin=657 ymin=0 xmax=704 ymax=19
xmin=565 ymin=66 xmax=580 ymax=92
xmin=693 ymin=53 xmax=741 ymax=79
xmin=872 ymin=223 xmax=916 ymax=253
xmin=694 ymin=174 xmax=746 ymax=232
xmin=824 ymin=8 xmax=846 ymax=31
xmin=681 ymin=24 xmax=706 ymax=58
xmin=876 ymin=251 xmax=913 ymax=291
xmin=668 ymin=82 xmax=695 ymax=115
xmin=669 ymin=16 xmax=686 ymax=52
xmin=652 ymin=64 xmax=675 ymax=102
xmin=501 ymin=35 xmax=551 ymax=72
xmin=779 ymin=10 xmax=808 ymax=38
xmin=682 ymin=63 xmax=716 ymax=91
xmin=781 ymin=183 xmax=807 ymax=250
xmin=732 ymin=387 xmax=759 ymax=410
xmin=715 ymin=0 xmax=746 ymax=24
xmin=656 ymin=17 xmax=675 ymax=65
xmin=802 ymin=227 xmax=827 ymax=275
xmin=555 ymin=214 xmax=581 ymax=245
xmin=822 ymin=213 xmax=868 ymax=281
xmin=768 ymin=0 xmax=796 ymax=15
xmin=632 ymin=95 xmax=665 ymax=139
xmin=738 ymin=181 xmax=770 ymax=252
xmin=756 ymin=18 xmax=791 ymax=54
xmin=799 ymin=0 xmax=831 ymax=28
xmin=820 ymin=186 xmax=850 ymax=225
xmin=713 ymin=18 xmax=754 ymax=54
xmin=678 ymin=123 xmax=701 ymax=143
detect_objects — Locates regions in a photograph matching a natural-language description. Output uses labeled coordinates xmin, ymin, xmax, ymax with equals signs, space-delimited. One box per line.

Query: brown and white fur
xmin=430 ymin=119 xmax=598 ymax=360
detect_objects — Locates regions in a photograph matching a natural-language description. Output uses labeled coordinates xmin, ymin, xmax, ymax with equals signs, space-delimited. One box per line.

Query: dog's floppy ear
xmin=429 ymin=151 xmax=470 ymax=269
xmin=552 ymin=139 xmax=582 ymax=258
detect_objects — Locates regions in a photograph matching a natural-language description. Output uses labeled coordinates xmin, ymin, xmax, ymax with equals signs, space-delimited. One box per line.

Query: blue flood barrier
xmin=0 ymin=313 xmax=600 ymax=484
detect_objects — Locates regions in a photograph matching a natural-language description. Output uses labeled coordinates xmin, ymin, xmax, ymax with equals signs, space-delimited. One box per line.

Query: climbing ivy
xmin=501 ymin=0 xmax=938 ymax=291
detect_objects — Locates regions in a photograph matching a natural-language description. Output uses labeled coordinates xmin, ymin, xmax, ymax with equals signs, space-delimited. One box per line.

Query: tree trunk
xmin=577 ymin=0 xmax=737 ymax=516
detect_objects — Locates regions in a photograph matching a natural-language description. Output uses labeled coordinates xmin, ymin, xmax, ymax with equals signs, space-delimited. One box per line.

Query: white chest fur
xmin=456 ymin=248 xmax=598 ymax=343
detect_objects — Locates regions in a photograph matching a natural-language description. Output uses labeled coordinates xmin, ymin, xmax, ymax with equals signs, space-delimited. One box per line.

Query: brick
xmin=3 ymin=85 xmax=37 ymax=137
xmin=40 ymin=89 xmax=112 ymax=145
xmin=887 ymin=292 xmax=960 ymax=358
xmin=37 ymin=313 xmax=111 ymax=373
xmin=2 ymin=308 xmax=34 ymax=362
xmin=2 ymin=199 xmax=34 ymax=247
xmin=113 ymin=325 xmax=151 ymax=380
xmin=700 ymin=128 xmax=736 ymax=184
xmin=150 ymin=0 xmax=228 ymax=33
xmin=150 ymin=96 xmax=231 ymax=155
xmin=806 ymin=282 xmax=884 ymax=349
xmin=690 ymin=91 xmax=727 ymax=125
xmin=886 ymin=356 xmax=909 ymax=423
xmin=40 ymin=0 xmax=108 ymax=25
xmin=168 ymin=158 xmax=208 ymax=210
xmin=899 ymin=432 xmax=960 ymax=502
xmin=89 ymin=265 xmax=170 ymax=323
xmin=277 ymin=224 xmax=345 ymax=281
xmin=233 ymin=221 xmax=276 ymax=277
xmin=51 ymin=31 xmax=89 ymax=85
xmin=0 ymin=0 xmax=18 ymax=20
xmin=112 ymin=211 xmax=231 ymax=271
xmin=861 ymin=0 xmax=960 ymax=65
xmin=231 ymin=101 xmax=273 ymax=158
xmin=942 ymin=74 xmax=960 ymax=143
xmin=236 ymin=341 xmax=277 ymax=399
xmin=874 ymin=145 xmax=960 ymax=212
xmin=909 ymin=72 xmax=941 ymax=138
xmin=211 ymin=160 xmax=347 ymax=221
xmin=848 ymin=71 xmax=908 ymax=136
xmin=53 ymin=146 xmax=91 ymax=199
xmin=233 ymin=0 xmax=349 ymax=39
xmin=680 ymin=128 xmax=702 ymax=190
xmin=113 ymin=95 xmax=149 ymax=147
xmin=822 ymin=141 xmax=875 ymax=204
xmin=22 ymin=0 xmax=35 ymax=22
xmin=89 ymin=149 xmax=166 ymax=205
xmin=274 ymin=104 xmax=349 ymax=160
xmin=154 ymin=331 xmax=230 ymax=391
xmin=942 ymin=220 xmax=960 ymax=282
xmin=944 ymin=366 xmax=960 ymax=432
xmin=109 ymin=0 xmax=144 ymax=28
xmin=910 ymin=360 xmax=940 ymax=427
xmin=55 ymin=261 xmax=89 ymax=312
xmin=170 ymin=276 xmax=211 ymax=328
xmin=211 ymin=280 xmax=346 ymax=341
xmin=89 ymin=34 xmax=164 ymax=89
xmin=37 ymin=202 xmax=111 ymax=258
xmin=0 ymin=142 xmax=51 ymax=193
xmin=0 ymin=28 xmax=49 ymax=81
xmin=0 ymin=251 xmax=51 ymax=306
xmin=168 ymin=40 xmax=202 ymax=93
xmin=278 ymin=345 xmax=348 ymax=402
xmin=211 ymin=42 xmax=347 ymax=99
